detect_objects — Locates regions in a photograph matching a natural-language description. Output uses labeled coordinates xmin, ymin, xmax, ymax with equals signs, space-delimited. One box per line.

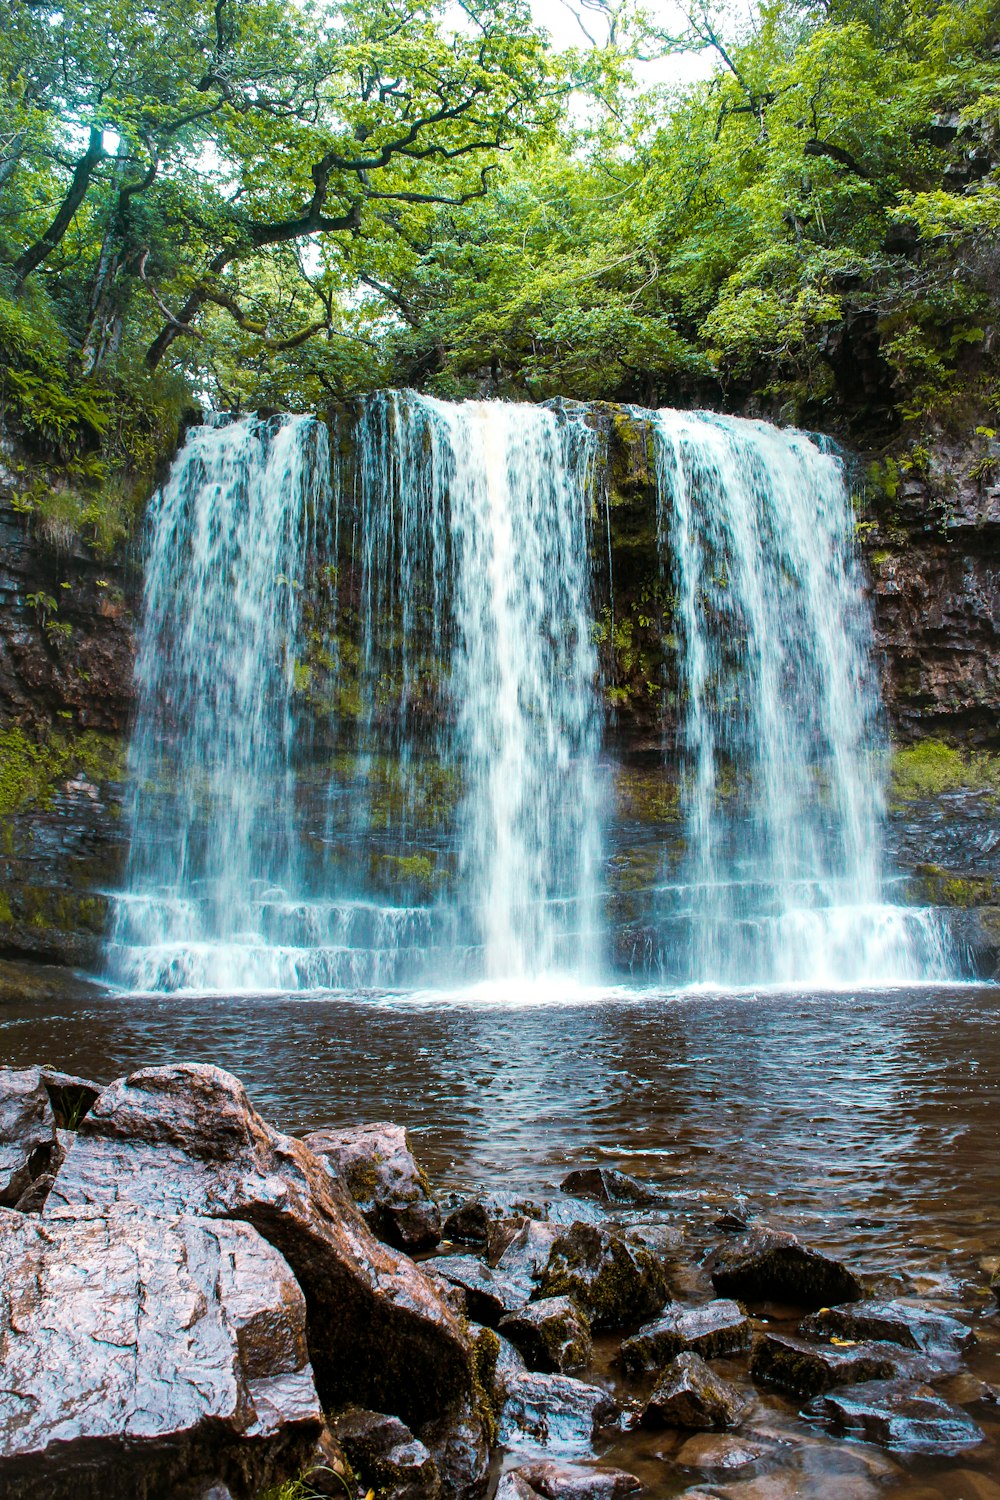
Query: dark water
xmin=3 ymin=979 xmax=999 ymax=1497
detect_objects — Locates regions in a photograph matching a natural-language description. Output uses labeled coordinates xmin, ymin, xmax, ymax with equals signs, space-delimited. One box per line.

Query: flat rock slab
xmin=0 ymin=1204 xmax=321 ymax=1500
xmin=304 ymin=1122 xmax=441 ymax=1252
xmin=518 ymin=1459 xmax=642 ymax=1498
xmin=800 ymin=1299 xmax=973 ymax=1357
xmin=540 ymin=1221 xmax=668 ymax=1329
xmin=499 ymin=1297 xmax=593 ymax=1373
xmin=45 ymin=1064 xmax=484 ymax=1492
xmin=750 ymin=1332 xmax=907 ymax=1398
xmin=710 ymin=1226 xmax=863 ymax=1307
xmin=424 ymin=1253 xmax=528 ymax=1325
xmin=640 ymin=1352 xmax=748 ymax=1431
xmin=804 ymin=1379 xmax=986 ymax=1455
xmin=499 ymin=1371 xmax=620 ymax=1459
xmin=674 ymin=1433 xmax=770 ymax=1472
xmin=621 ymin=1300 xmax=752 ymax=1372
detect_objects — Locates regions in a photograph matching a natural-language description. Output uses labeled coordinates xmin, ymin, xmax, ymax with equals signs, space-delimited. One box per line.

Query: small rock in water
xmin=750 ymin=1332 xmax=904 ymax=1398
xmin=423 ymin=1254 xmax=527 ymax=1326
xmin=492 ymin=1218 xmax=563 ymax=1288
xmin=540 ymin=1221 xmax=669 ymax=1328
xmin=330 ymin=1408 xmax=441 ymax=1497
xmin=804 ymin=1379 xmax=986 ymax=1454
xmin=617 ymin=1221 xmax=687 ymax=1258
xmin=561 ymin=1167 xmax=662 ymax=1207
xmin=621 ymin=1300 xmax=753 ymax=1372
xmin=518 ymin=1458 xmax=642 ymax=1498
xmin=639 ymin=1352 xmax=749 ymax=1431
xmin=710 ymin=1225 xmax=864 ymax=1306
xmin=500 ymin=1296 xmax=593 ymax=1372
xmin=499 ymin=1370 xmax=620 ymax=1458
xmin=674 ymin=1433 xmax=769 ymax=1472
xmin=800 ymin=1299 xmax=973 ymax=1357
xmin=304 ymin=1121 xmax=442 ymax=1252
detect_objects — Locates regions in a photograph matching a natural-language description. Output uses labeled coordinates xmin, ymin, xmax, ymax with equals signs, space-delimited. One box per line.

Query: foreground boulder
xmin=804 ymin=1379 xmax=985 ymax=1454
xmin=620 ymin=1300 xmax=752 ymax=1373
xmin=304 ymin=1122 xmax=442 ymax=1252
xmin=0 ymin=1204 xmax=321 ymax=1499
xmin=46 ymin=1064 xmax=486 ymax=1491
xmin=638 ymin=1352 xmax=748 ymax=1431
xmin=0 ymin=1067 xmax=59 ymax=1205
xmin=749 ymin=1332 xmax=906 ymax=1398
xmin=540 ymin=1222 xmax=668 ymax=1328
xmin=709 ymin=1226 xmax=864 ymax=1306
xmin=499 ymin=1297 xmax=593 ymax=1373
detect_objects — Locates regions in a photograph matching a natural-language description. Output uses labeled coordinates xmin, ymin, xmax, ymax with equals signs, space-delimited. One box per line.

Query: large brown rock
xmin=709 ymin=1226 xmax=864 ymax=1307
xmin=804 ymin=1379 xmax=986 ymax=1455
xmin=46 ymin=1064 xmax=486 ymax=1490
xmin=749 ymin=1331 xmax=907 ymax=1398
xmin=304 ymin=1122 xmax=442 ymax=1252
xmin=0 ymin=1067 xmax=59 ymax=1205
xmin=499 ymin=1297 xmax=593 ymax=1373
xmin=620 ymin=1300 xmax=752 ymax=1373
xmin=639 ymin=1352 xmax=748 ymax=1432
xmin=0 ymin=1203 xmax=322 ymax=1500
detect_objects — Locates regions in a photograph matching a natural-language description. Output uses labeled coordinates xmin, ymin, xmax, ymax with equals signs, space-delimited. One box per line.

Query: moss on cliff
xmin=891 ymin=739 xmax=1000 ymax=801
xmin=0 ymin=725 xmax=125 ymax=816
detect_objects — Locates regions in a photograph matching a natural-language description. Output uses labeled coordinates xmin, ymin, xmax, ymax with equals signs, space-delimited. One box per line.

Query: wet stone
xmin=800 ymin=1299 xmax=973 ymax=1358
xmin=674 ymin=1433 xmax=770 ymax=1472
xmin=804 ymin=1379 xmax=986 ymax=1455
xmin=0 ymin=1067 xmax=58 ymax=1206
xmin=749 ymin=1332 xmax=903 ymax=1398
xmin=499 ymin=1370 xmax=620 ymax=1459
xmin=330 ymin=1409 xmax=441 ymax=1499
xmin=518 ymin=1459 xmax=642 ymax=1499
xmin=710 ymin=1226 xmax=864 ymax=1307
xmin=423 ymin=1254 xmax=527 ymax=1326
xmin=621 ymin=1300 xmax=752 ymax=1373
xmin=561 ymin=1167 xmax=663 ymax=1207
xmin=639 ymin=1352 xmax=749 ymax=1431
xmin=303 ymin=1121 xmax=442 ymax=1252
xmin=496 ymin=1474 xmax=544 ymax=1500
xmin=618 ymin=1221 xmax=687 ymax=1259
xmin=499 ymin=1296 xmax=593 ymax=1373
xmin=492 ymin=1218 xmax=563 ymax=1290
xmin=540 ymin=1221 xmax=669 ymax=1329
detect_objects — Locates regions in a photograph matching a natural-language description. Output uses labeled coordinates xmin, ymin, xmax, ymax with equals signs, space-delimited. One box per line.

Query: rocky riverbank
xmin=1 ymin=1060 xmax=997 ymax=1499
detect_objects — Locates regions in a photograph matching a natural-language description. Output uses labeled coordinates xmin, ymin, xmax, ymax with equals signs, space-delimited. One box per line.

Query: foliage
xmin=891 ymin=739 xmax=1000 ymax=802
xmin=0 ymin=726 xmax=124 ymax=817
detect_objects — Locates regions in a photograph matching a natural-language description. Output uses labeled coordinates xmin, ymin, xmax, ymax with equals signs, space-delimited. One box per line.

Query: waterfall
xmin=651 ymin=409 xmax=952 ymax=985
xmin=106 ymin=414 xmax=332 ymax=991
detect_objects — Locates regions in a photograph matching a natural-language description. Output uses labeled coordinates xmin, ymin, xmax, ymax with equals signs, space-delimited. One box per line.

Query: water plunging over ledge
xmin=105 ymin=395 xmax=953 ymax=993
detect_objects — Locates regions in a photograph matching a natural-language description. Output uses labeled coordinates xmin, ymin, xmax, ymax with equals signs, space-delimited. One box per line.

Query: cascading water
xmin=106 ymin=394 xmax=953 ymax=995
xmin=651 ymin=409 xmax=952 ymax=985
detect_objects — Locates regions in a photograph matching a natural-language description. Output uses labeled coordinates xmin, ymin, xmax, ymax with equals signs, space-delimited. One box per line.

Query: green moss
xmin=0 ymin=727 xmax=125 ymax=817
xmin=0 ymin=893 xmax=13 ymax=926
xmin=910 ymin=863 xmax=998 ymax=908
xmin=891 ymin=738 xmax=1000 ymax=801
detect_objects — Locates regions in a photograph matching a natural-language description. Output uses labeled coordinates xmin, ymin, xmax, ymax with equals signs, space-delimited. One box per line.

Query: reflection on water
xmin=2 ymin=981 xmax=998 ymax=1496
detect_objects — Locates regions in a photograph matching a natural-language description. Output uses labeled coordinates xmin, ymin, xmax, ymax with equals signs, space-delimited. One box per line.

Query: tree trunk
xmin=12 ymin=126 xmax=107 ymax=288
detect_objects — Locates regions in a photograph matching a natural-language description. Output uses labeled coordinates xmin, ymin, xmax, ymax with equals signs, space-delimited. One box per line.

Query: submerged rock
xmin=800 ymin=1300 xmax=973 ymax=1358
xmin=0 ymin=1203 xmax=321 ymax=1500
xmin=639 ymin=1352 xmax=748 ymax=1431
xmin=499 ymin=1297 xmax=593 ymax=1373
xmin=674 ymin=1433 xmax=769 ymax=1473
xmin=561 ymin=1167 xmax=662 ymax=1207
xmin=499 ymin=1370 xmax=620 ymax=1458
xmin=329 ymin=1409 xmax=440 ymax=1499
xmin=620 ymin=1300 xmax=752 ymax=1372
xmin=804 ymin=1379 xmax=986 ymax=1454
xmin=303 ymin=1121 xmax=442 ymax=1252
xmin=0 ymin=1067 xmax=59 ymax=1205
xmin=749 ymin=1332 xmax=903 ymax=1398
xmin=517 ymin=1459 xmax=642 ymax=1498
xmin=709 ymin=1226 xmax=864 ymax=1306
xmin=45 ymin=1064 xmax=486 ymax=1492
xmin=540 ymin=1221 xmax=669 ymax=1328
